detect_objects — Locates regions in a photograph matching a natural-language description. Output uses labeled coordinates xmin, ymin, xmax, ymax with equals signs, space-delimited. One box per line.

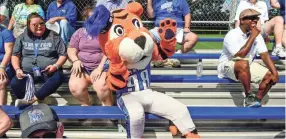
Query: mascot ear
xmin=126 ymin=2 xmax=143 ymax=17
xmin=84 ymin=5 xmax=111 ymax=37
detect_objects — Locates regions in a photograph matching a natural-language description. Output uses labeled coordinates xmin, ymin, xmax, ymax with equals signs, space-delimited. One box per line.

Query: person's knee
xmin=1 ymin=115 xmax=13 ymax=130
xmin=0 ymin=80 xmax=8 ymax=90
xmin=69 ymin=81 xmax=87 ymax=96
xmin=129 ymin=111 xmax=145 ymax=125
xmin=274 ymin=16 xmax=284 ymax=25
xmin=59 ymin=19 xmax=69 ymax=28
xmin=235 ymin=60 xmax=249 ymax=71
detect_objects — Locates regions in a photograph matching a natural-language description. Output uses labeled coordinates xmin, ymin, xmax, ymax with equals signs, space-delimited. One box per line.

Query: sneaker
xmin=15 ymin=99 xmax=30 ymax=107
xmin=152 ymin=60 xmax=165 ymax=68
xmin=272 ymin=47 xmax=286 ymax=57
xmin=164 ymin=59 xmax=181 ymax=68
xmin=244 ymin=93 xmax=261 ymax=107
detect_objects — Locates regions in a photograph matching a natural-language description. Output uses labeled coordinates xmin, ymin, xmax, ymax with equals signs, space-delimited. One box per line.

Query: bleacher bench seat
xmin=2 ymin=106 xmax=285 ymax=120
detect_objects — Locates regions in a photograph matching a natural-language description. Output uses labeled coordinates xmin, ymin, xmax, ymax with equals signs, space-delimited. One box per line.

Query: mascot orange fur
xmin=86 ymin=2 xmax=199 ymax=138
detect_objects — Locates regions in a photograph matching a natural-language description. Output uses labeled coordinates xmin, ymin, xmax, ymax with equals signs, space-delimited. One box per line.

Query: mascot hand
xmin=158 ymin=18 xmax=177 ymax=57
xmin=106 ymin=63 xmax=130 ymax=91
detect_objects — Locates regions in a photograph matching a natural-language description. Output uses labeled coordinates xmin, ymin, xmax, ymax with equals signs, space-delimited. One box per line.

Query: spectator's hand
xmin=71 ymin=60 xmax=83 ymax=77
xmin=183 ymin=27 xmax=190 ymax=34
xmin=90 ymin=66 xmax=103 ymax=83
xmin=16 ymin=69 xmax=25 ymax=79
xmin=250 ymin=27 xmax=260 ymax=38
xmin=0 ymin=68 xmax=7 ymax=81
xmin=48 ymin=17 xmax=57 ymax=24
xmin=44 ymin=65 xmax=57 ymax=74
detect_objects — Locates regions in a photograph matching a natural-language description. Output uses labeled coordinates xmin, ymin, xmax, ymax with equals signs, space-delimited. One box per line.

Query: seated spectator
xmin=218 ymin=9 xmax=279 ymax=107
xmin=8 ymin=0 xmax=45 ymax=38
xmin=0 ymin=107 xmax=13 ymax=138
xmin=234 ymin=0 xmax=286 ymax=57
xmin=10 ymin=13 xmax=67 ymax=107
xmin=0 ymin=20 xmax=15 ymax=105
xmin=147 ymin=0 xmax=198 ymax=68
xmin=96 ymin=0 xmax=133 ymax=12
xmin=0 ymin=5 xmax=9 ymax=27
xmin=46 ymin=0 xmax=77 ymax=44
xmin=68 ymin=6 xmax=113 ymax=106
xmin=270 ymin=0 xmax=285 ymax=54
xmin=19 ymin=104 xmax=64 ymax=138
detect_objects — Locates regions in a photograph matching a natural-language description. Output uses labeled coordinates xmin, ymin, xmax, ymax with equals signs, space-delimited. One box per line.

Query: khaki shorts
xmin=223 ymin=61 xmax=269 ymax=84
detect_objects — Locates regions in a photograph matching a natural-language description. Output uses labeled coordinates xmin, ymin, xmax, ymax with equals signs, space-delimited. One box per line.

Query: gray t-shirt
xmin=13 ymin=29 xmax=66 ymax=72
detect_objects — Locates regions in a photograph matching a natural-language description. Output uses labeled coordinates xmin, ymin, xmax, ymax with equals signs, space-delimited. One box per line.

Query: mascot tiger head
xmin=85 ymin=2 xmax=154 ymax=69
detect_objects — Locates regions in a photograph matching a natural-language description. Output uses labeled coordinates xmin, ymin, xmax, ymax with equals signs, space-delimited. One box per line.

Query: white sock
xmin=176 ymin=49 xmax=182 ymax=54
xmin=276 ymin=44 xmax=283 ymax=48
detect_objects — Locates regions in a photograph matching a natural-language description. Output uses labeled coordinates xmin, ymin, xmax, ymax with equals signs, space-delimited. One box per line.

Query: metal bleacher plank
xmin=3 ymin=106 xmax=285 ymax=120
xmin=170 ymin=53 xmax=284 ymax=60
xmin=150 ymin=75 xmax=285 ymax=83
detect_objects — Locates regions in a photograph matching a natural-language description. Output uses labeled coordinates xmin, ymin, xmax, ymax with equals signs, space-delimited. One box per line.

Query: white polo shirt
xmin=217 ymin=27 xmax=268 ymax=78
xmin=234 ymin=0 xmax=269 ymax=24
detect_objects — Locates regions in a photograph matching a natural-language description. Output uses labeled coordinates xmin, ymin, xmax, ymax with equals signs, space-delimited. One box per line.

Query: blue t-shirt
xmin=279 ymin=0 xmax=285 ymax=16
xmin=0 ymin=26 xmax=15 ymax=61
xmin=152 ymin=0 xmax=190 ymax=28
xmin=46 ymin=0 xmax=77 ymax=27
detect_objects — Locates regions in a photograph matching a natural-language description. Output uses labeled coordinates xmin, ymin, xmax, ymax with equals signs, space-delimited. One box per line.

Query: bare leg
xmin=181 ymin=32 xmax=198 ymax=53
xmin=69 ymin=73 xmax=91 ymax=106
xmin=256 ymin=71 xmax=273 ymax=100
xmin=92 ymin=72 xmax=113 ymax=106
xmin=234 ymin=60 xmax=252 ymax=95
xmin=0 ymin=79 xmax=9 ymax=105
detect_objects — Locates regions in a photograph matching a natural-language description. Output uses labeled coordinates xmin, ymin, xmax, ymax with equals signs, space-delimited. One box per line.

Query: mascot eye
xmin=114 ymin=25 xmax=124 ymax=36
xmin=132 ymin=18 xmax=141 ymax=29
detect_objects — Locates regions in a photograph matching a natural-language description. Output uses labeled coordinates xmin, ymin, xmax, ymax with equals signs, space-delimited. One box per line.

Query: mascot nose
xmin=134 ymin=35 xmax=146 ymax=50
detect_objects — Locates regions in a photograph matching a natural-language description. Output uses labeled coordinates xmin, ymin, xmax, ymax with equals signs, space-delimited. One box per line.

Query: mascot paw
xmin=158 ymin=18 xmax=177 ymax=43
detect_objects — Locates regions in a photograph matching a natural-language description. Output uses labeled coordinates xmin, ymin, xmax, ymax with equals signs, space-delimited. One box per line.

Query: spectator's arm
xmin=147 ymin=0 xmax=154 ymax=18
xmin=184 ymin=13 xmax=191 ymax=29
xmin=1 ymin=43 xmax=14 ymax=68
xmin=1 ymin=30 xmax=15 ymax=68
xmin=8 ymin=16 xmax=15 ymax=30
xmin=64 ymin=4 xmax=77 ymax=24
xmin=46 ymin=4 xmax=51 ymax=21
xmin=56 ymin=37 xmax=67 ymax=68
xmin=270 ymin=0 xmax=280 ymax=8
xmin=11 ymin=37 xmax=22 ymax=70
xmin=234 ymin=35 xmax=256 ymax=57
xmin=67 ymin=48 xmax=79 ymax=62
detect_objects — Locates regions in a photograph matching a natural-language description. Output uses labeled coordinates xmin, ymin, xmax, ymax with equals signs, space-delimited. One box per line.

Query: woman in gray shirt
xmin=11 ymin=13 xmax=67 ymax=107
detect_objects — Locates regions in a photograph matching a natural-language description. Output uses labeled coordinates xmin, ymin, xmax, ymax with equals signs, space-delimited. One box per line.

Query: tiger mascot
xmin=85 ymin=2 xmax=200 ymax=138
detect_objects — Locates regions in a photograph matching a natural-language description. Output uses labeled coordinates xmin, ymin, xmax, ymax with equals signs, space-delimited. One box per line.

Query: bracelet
xmin=0 ymin=65 xmax=5 ymax=69
xmin=15 ymin=68 xmax=21 ymax=72
xmin=53 ymin=64 xmax=59 ymax=70
xmin=72 ymin=59 xmax=80 ymax=63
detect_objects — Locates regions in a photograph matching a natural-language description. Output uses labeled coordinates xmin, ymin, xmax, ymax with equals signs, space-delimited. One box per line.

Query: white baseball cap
xmin=0 ymin=5 xmax=9 ymax=18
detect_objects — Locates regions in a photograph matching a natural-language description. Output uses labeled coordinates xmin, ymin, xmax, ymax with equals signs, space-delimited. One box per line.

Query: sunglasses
xmin=242 ymin=16 xmax=259 ymax=21
xmin=32 ymin=22 xmax=46 ymax=28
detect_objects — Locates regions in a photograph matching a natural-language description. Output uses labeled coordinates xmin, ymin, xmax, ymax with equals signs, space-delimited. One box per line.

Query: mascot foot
xmin=158 ymin=18 xmax=177 ymax=42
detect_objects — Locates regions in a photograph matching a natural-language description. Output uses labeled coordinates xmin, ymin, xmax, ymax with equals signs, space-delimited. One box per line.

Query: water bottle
xmin=196 ymin=59 xmax=203 ymax=78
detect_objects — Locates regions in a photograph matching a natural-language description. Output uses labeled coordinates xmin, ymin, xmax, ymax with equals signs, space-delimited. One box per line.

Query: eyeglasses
xmin=28 ymin=131 xmax=57 ymax=138
xmin=32 ymin=22 xmax=46 ymax=28
xmin=242 ymin=16 xmax=259 ymax=21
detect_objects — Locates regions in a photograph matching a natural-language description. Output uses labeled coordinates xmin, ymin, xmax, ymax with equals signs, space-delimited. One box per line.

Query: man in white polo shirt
xmin=218 ymin=9 xmax=279 ymax=107
xmin=234 ymin=0 xmax=285 ymax=57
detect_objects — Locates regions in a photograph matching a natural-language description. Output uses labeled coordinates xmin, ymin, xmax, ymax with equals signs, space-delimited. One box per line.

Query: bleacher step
xmin=6 ymin=130 xmax=285 ymax=138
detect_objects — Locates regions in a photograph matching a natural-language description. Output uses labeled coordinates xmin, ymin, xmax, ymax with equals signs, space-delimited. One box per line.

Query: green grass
xmin=176 ymin=34 xmax=274 ymax=50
